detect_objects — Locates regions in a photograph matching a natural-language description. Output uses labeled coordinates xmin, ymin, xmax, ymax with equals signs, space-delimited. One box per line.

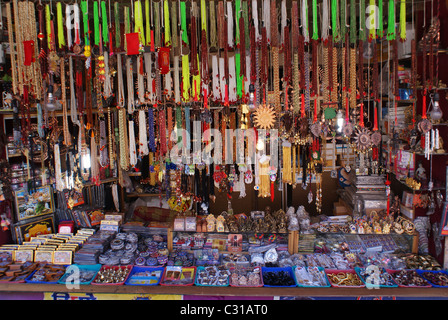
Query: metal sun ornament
xmin=254 ymin=104 xmax=276 ymax=129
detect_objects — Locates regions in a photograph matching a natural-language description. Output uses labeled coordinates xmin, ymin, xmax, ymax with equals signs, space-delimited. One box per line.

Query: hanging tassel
xmin=56 ymin=2 xmax=65 ymax=49
xmin=378 ymin=0 xmax=384 ymax=37
xmin=301 ymin=0 xmax=309 ymax=43
xmin=312 ymin=0 xmax=319 ymax=40
xmin=359 ymin=0 xmax=366 ymax=41
xmin=369 ymin=0 xmax=376 ymax=41
xmin=322 ymin=0 xmax=330 ymax=41
xmin=399 ymin=0 xmax=406 ymax=41
xmin=350 ymin=0 xmax=357 ymax=44
xmin=331 ymin=0 xmax=339 ymax=41
xmin=101 ymin=1 xmax=109 ymax=44
xmin=129 ymin=119 xmax=137 ymax=167
xmin=163 ymin=0 xmax=171 ymax=47
xmin=340 ymin=0 xmax=346 ymax=42
xmin=387 ymin=0 xmax=396 ymax=40
xmin=93 ymin=1 xmax=100 ymax=46
xmin=134 ymin=1 xmax=145 ymax=45
xmin=138 ymin=109 xmax=149 ymax=156
xmin=114 ymin=2 xmax=121 ymax=49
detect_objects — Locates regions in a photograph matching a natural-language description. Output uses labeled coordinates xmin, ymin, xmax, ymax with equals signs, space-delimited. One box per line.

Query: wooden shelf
xmin=1 ymin=282 xmax=448 ymax=297
xmin=127 ymin=193 xmax=162 ymax=198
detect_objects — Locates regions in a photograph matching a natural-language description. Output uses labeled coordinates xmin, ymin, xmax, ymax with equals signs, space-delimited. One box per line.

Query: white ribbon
xmin=219 ymin=57 xmax=226 ymax=103
xmin=226 ymin=1 xmax=234 ymax=48
xmin=173 ymin=55 xmax=180 ymax=103
xmin=138 ymin=109 xmax=149 ymax=156
xmin=211 ymin=54 xmax=220 ymax=101
xmin=73 ymin=3 xmax=80 ymax=45
xmin=228 ymin=55 xmax=237 ymax=103
xmin=252 ymin=0 xmax=260 ymax=41
xmin=301 ymin=0 xmax=309 ymax=42
xmin=65 ymin=4 xmax=73 ymax=48
xmin=137 ymin=57 xmax=145 ymax=103
xmin=69 ymin=56 xmax=79 ymax=126
xmin=263 ymin=0 xmax=271 ymax=43
xmin=281 ymin=0 xmax=287 ymax=44
xmin=103 ymin=54 xmax=112 ymax=98
xmin=322 ymin=0 xmax=330 ymax=41
xmin=126 ymin=57 xmax=135 ymax=113
xmin=129 ymin=120 xmax=137 ymax=166
xmin=54 ymin=143 xmax=64 ymax=192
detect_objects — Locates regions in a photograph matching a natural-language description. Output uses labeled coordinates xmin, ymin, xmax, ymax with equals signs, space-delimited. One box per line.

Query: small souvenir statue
xmin=415 ymin=162 xmax=427 ymax=182
xmin=206 ymin=214 xmax=216 ymax=232
xmin=216 ymin=214 xmax=226 ymax=232
xmin=277 ymin=215 xmax=288 ymax=234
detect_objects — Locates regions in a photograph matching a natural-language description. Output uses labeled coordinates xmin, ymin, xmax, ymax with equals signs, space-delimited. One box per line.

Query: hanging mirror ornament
xmin=354 ymin=127 xmax=372 ymax=152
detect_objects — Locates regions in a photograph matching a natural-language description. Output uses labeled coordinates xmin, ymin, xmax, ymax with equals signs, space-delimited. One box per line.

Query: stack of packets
xmin=74 ymin=230 xmax=116 ymax=265
xmin=0 ymin=229 xmax=95 ymax=265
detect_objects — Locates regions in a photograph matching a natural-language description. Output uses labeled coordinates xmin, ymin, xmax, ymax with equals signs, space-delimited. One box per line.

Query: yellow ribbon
xmin=45 ymin=4 xmax=52 ymax=50
xmin=134 ymin=0 xmax=145 ymax=45
xmin=182 ymin=55 xmax=190 ymax=102
xmin=56 ymin=2 xmax=65 ymax=48
xmin=164 ymin=0 xmax=171 ymax=47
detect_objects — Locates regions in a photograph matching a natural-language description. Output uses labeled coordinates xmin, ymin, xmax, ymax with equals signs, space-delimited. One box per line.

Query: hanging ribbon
xmin=114 ymin=2 xmax=121 ymax=49
xmin=45 ymin=4 xmax=52 ymax=50
xmin=56 ymin=2 xmax=65 ymax=49
xmin=301 ymin=0 xmax=309 ymax=43
xmin=312 ymin=0 xmax=318 ymax=41
xmin=359 ymin=0 xmax=366 ymax=41
xmin=399 ymin=0 xmax=406 ymax=41
xmin=81 ymin=0 xmax=90 ymax=56
xmin=340 ymin=0 xmax=346 ymax=41
xmin=331 ymin=0 xmax=339 ymax=41
xmin=101 ymin=1 xmax=108 ymax=44
xmin=378 ymin=0 xmax=384 ymax=37
xmin=65 ymin=4 xmax=73 ymax=48
xmin=93 ymin=1 xmax=100 ymax=46
xmin=153 ymin=1 xmax=160 ymax=48
xmin=387 ymin=0 xmax=396 ymax=40
xmin=163 ymin=0 xmax=171 ymax=47
xmin=369 ymin=0 xmax=376 ymax=41
xmin=350 ymin=0 xmax=356 ymax=44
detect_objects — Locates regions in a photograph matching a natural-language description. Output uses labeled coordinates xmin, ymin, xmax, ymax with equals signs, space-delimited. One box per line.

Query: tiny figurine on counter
xmin=415 ymin=161 xmax=427 ymax=182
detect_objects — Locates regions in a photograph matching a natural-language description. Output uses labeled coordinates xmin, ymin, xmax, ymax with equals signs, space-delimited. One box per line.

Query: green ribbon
xmin=180 ymin=1 xmax=188 ymax=45
xmin=93 ymin=1 xmax=99 ymax=46
xmin=236 ymin=52 xmax=242 ymax=98
xmin=81 ymin=0 xmax=90 ymax=46
xmin=350 ymin=0 xmax=356 ymax=44
xmin=312 ymin=0 xmax=319 ymax=40
xmin=331 ymin=0 xmax=339 ymax=41
xmin=101 ymin=1 xmax=109 ymax=43
xmin=378 ymin=0 xmax=384 ymax=38
xmin=235 ymin=0 xmax=241 ymax=45
xmin=387 ymin=0 xmax=395 ymax=40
